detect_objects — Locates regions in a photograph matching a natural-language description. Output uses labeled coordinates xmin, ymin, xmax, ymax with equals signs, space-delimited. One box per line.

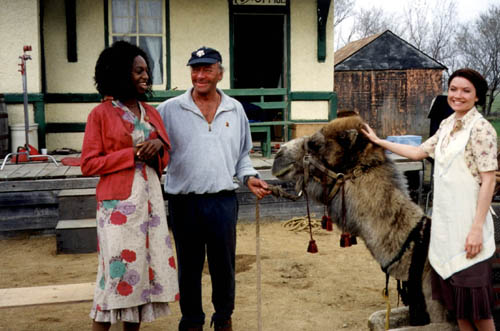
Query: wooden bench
xmin=249 ymin=120 xmax=289 ymax=158
xmin=226 ymin=89 xmax=289 ymax=158
xmin=250 ymin=125 xmax=271 ymax=157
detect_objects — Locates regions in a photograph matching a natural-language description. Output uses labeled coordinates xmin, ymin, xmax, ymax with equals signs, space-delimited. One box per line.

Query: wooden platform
xmin=0 ymin=154 xmax=94 ymax=192
xmin=0 ymin=154 xmax=275 ymax=192
xmin=56 ymin=218 xmax=97 ymax=254
xmin=0 ymin=158 xmax=84 ymax=181
xmin=0 ymin=282 xmax=94 ymax=309
xmin=0 ymin=282 xmax=123 ymax=330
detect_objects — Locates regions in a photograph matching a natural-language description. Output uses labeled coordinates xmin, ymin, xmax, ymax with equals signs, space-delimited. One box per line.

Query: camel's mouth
xmin=271 ymin=162 xmax=295 ymax=178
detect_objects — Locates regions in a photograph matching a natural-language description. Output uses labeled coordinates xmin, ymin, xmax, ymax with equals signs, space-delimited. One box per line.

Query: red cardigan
xmin=81 ymin=100 xmax=170 ymax=201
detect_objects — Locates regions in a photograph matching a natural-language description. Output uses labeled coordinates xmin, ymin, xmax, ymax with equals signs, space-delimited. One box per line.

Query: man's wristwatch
xmin=243 ymin=174 xmax=259 ymax=186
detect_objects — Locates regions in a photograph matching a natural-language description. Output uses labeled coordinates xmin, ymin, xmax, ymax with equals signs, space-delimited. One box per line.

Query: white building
xmin=0 ymin=0 xmax=335 ymax=154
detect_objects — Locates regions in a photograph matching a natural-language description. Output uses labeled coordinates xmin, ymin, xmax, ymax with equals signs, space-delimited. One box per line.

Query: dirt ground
xmin=0 ymin=218 xmax=402 ymax=331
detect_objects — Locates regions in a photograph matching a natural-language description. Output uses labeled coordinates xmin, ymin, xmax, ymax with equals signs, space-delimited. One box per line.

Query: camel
xmin=272 ymin=114 xmax=449 ymax=328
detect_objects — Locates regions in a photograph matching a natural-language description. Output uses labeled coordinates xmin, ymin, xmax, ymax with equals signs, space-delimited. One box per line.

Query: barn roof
xmin=334 ymin=30 xmax=446 ymax=71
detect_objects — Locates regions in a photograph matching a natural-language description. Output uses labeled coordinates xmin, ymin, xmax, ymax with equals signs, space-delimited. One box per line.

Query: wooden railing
xmin=4 ymin=89 xmax=336 ymax=154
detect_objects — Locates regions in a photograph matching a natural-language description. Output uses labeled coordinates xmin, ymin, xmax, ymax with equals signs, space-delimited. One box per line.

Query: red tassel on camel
xmin=321 ymin=215 xmax=328 ymax=229
xmin=326 ymin=216 xmax=333 ymax=231
xmin=304 ymin=191 xmax=318 ymax=253
xmin=307 ymin=240 xmax=318 ymax=253
xmin=340 ymin=232 xmax=351 ymax=247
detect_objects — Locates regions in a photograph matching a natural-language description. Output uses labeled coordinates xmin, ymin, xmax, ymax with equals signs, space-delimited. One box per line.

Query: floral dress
xmin=90 ymin=101 xmax=179 ymax=324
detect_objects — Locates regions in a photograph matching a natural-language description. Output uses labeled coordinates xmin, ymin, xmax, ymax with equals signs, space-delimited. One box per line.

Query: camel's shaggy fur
xmin=272 ymin=115 xmax=447 ymax=325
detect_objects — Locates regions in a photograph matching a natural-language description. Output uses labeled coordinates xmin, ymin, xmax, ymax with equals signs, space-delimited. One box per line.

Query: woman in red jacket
xmin=81 ymin=41 xmax=179 ymax=331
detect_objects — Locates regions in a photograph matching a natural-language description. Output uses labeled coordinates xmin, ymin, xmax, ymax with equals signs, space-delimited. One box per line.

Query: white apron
xmin=428 ymin=112 xmax=495 ymax=279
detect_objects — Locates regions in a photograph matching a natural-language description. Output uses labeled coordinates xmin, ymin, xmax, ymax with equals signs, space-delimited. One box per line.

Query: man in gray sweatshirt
xmin=157 ymin=46 xmax=270 ymax=331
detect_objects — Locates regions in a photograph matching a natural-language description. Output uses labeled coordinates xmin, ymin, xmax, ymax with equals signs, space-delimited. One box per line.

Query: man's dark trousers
xmin=168 ymin=191 xmax=238 ymax=328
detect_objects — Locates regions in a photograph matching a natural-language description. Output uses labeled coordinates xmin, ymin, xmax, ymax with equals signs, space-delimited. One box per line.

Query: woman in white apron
xmin=362 ymin=68 xmax=497 ymax=331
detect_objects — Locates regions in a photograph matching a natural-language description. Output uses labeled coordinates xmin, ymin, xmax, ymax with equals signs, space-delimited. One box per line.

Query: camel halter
xmin=301 ymin=138 xmax=359 ymax=251
xmin=302 ymin=139 xmax=347 ymax=203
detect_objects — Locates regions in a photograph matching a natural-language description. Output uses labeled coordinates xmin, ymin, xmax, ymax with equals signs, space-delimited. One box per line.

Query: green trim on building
xmin=46 ymin=123 xmax=86 ymax=133
xmin=290 ymin=91 xmax=337 ymax=121
xmin=4 ymin=94 xmax=44 ymax=103
xmin=316 ymin=0 xmax=331 ymax=62
xmin=329 ymin=92 xmax=337 ymax=121
xmin=165 ymin=0 xmax=171 ymax=90
xmin=34 ymin=101 xmax=46 ymax=147
xmin=3 ymin=89 xmax=337 ymax=144
xmin=45 ymin=93 xmax=101 ymax=103
xmin=39 ymin=0 xmax=47 ymax=94
xmin=290 ymin=91 xmax=333 ymax=100
xmin=149 ymin=90 xmax=184 ymax=102
xmin=65 ymin=0 xmax=78 ymax=62
xmin=225 ymin=88 xmax=287 ymax=96
xmin=104 ymin=0 xmax=109 ymax=47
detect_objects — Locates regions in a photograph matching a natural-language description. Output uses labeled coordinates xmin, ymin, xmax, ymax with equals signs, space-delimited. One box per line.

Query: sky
xmin=335 ymin=0 xmax=498 ymax=48
xmin=351 ymin=0 xmax=497 ymax=22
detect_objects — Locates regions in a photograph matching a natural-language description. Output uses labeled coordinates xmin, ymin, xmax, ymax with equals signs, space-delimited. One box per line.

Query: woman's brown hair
xmin=448 ymin=68 xmax=488 ymax=107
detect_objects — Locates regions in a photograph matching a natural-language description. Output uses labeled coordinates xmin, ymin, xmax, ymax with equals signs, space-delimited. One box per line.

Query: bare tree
xmin=334 ymin=0 xmax=355 ymax=50
xmin=334 ymin=0 xmax=355 ymax=28
xmin=402 ymin=0 xmax=458 ymax=68
xmin=336 ymin=6 xmax=402 ymax=49
xmin=455 ymin=5 xmax=500 ymax=116
xmin=352 ymin=7 xmax=396 ymax=38
xmin=403 ymin=0 xmax=430 ymax=51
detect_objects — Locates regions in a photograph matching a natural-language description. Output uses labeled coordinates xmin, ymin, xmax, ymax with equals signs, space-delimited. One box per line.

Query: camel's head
xmin=272 ymin=114 xmax=386 ymax=185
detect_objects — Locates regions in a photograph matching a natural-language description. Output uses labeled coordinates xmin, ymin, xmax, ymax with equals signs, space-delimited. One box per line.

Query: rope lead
xmin=382 ymin=286 xmax=391 ymax=330
xmin=255 ymin=200 xmax=262 ymax=331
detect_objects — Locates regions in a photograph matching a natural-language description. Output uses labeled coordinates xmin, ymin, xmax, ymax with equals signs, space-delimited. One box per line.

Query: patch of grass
xmin=490 ymin=118 xmax=500 ymax=133
xmin=487 ymin=93 xmax=500 ymax=116
xmin=488 ymin=118 xmax=500 ymax=148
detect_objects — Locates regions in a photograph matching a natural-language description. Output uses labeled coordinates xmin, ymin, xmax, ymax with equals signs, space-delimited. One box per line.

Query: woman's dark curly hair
xmin=94 ymin=40 xmax=153 ymax=101
xmin=448 ymin=68 xmax=488 ymax=107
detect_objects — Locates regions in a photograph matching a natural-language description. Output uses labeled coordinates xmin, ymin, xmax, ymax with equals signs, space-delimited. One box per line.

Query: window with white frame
xmin=110 ymin=0 xmax=165 ymax=86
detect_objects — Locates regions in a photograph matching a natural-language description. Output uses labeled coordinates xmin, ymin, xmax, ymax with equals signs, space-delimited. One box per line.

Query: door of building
xmin=230 ymin=6 xmax=289 ymax=140
xmin=232 ymin=13 xmax=285 ymax=90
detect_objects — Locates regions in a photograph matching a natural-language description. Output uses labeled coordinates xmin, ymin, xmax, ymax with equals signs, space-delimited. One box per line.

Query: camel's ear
xmin=338 ymin=129 xmax=358 ymax=148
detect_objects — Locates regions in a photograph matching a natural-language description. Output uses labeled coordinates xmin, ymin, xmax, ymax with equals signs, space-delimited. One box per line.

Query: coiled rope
xmin=281 ymin=216 xmax=322 ymax=232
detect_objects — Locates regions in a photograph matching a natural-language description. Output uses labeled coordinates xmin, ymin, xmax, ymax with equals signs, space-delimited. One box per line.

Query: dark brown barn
xmin=334 ymin=30 xmax=446 ymax=138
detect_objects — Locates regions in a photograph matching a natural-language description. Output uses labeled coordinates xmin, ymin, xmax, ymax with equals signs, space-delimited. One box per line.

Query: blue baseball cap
xmin=187 ymin=46 xmax=222 ymax=66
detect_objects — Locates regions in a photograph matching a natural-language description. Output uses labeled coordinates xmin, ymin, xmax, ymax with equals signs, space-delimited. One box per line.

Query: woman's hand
xmin=466 ymin=171 xmax=496 ymax=259
xmin=360 ymin=124 xmax=381 ymax=144
xmin=465 ymin=224 xmax=483 ymax=259
xmin=134 ymin=139 xmax=163 ymax=161
xmin=360 ymin=123 xmax=428 ymax=160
